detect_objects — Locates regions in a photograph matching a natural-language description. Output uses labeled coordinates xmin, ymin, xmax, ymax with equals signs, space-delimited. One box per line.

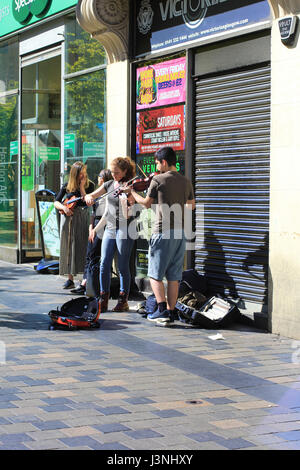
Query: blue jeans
xmin=100 ymin=228 xmax=135 ymax=294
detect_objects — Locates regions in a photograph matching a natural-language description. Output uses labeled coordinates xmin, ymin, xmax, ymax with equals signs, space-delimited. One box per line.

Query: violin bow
xmin=64 ymin=176 xmax=139 ymax=208
xmin=137 ymin=164 xmax=147 ymax=178
xmin=64 ymin=196 xmax=83 ymax=205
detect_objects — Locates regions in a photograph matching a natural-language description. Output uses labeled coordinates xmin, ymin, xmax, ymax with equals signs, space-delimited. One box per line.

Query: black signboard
xmin=133 ymin=0 xmax=271 ymax=57
xmin=278 ymin=16 xmax=298 ymax=45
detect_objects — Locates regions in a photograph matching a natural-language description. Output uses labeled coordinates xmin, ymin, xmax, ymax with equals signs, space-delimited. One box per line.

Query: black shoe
xmin=148 ymin=309 xmax=175 ymax=324
xmin=63 ymin=279 xmax=75 ymax=289
xmin=70 ymin=284 xmax=86 ymax=295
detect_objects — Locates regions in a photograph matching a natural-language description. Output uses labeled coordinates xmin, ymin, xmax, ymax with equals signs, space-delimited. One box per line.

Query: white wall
xmin=269 ymin=15 xmax=300 ymax=338
xmin=106 ymin=60 xmax=130 ymax=163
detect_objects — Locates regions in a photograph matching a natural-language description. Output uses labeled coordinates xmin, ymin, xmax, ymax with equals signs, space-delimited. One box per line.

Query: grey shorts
xmin=147 ymin=230 xmax=186 ymax=281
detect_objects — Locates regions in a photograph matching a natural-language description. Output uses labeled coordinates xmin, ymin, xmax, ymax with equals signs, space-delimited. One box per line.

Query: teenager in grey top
xmin=128 ymin=146 xmax=195 ymax=325
xmin=147 ymin=170 xmax=194 ymax=233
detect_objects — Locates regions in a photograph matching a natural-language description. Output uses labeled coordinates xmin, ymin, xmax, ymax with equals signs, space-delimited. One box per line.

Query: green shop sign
xmin=0 ymin=0 xmax=78 ymax=38
xmin=83 ymin=142 xmax=105 ymax=164
xmin=39 ymin=146 xmax=60 ymax=161
xmin=13 ymin=0 xmax=51 ymax=24
xmin=22 ymin=142 xmax=34 ymax=191
xmin=64 ymin=133 xmax=76 ymax=156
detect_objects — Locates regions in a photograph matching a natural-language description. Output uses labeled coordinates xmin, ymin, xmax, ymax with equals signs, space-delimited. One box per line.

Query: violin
xmin=59 ymin=195 xmax=82 ymax=215
xmin=131 ymin=172 xmax=159 ymax=191
xmin=113 ymin=172 xmax=159 ymax=197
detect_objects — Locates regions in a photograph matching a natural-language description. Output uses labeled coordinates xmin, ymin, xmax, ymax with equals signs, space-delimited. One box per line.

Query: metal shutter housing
xmin=194 ymin=64 xmax=270 ymax=311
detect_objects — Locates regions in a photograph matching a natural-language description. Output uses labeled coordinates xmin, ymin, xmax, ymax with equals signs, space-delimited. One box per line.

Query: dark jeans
xmin=84 ymin=223 xmax=102 ymax=296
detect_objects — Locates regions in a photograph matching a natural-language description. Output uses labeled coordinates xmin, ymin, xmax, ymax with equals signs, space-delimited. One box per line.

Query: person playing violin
xmin=85 ymin=156 xmax=137 ymax=313
xmin=70 ymin=169 xmax=113 ymax=295
xmin=54 ymin=161 xmax=94 ymax=289
xmin=126 ymin=146 xmax=195 ymax=325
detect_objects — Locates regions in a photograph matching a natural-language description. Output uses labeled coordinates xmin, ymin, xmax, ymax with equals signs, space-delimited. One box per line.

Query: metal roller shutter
xmin=194 ymin=64 xmax=270 ymax=309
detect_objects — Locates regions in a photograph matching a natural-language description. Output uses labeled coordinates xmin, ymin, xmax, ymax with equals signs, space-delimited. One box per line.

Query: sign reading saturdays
xmin=136 ymin=104 xmax=185 ymax=154
xmin=136 ymin=57 xmax=186 ymax=110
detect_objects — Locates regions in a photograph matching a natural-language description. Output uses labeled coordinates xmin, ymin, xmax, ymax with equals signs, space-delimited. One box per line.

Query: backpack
xmin=145 ymin=294 xmax=158 ymax=314
xmin=136 ymin=293 xmax=157 ymax=316
xmin=48 ymin=297 xmax=101 ymax=330
xmin=179 ymin=269 xmax=207 ymax=297
xmin=34 ymin=258 xmax=59 ymax=275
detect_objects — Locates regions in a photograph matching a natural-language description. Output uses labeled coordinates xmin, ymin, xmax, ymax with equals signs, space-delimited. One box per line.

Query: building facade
xmin=131 ymin=1 xmax=271 ymax=318
xmin=0 ymin=0 xmax=107 ymax=263
xmin=1 ymin=0 xmax=300 ymax=340
xmin=77 ymin=0 xmax=300 ymax=340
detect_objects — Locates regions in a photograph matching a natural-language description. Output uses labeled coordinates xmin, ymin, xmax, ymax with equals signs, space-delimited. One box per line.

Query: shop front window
xmin=0 ymin=39 xmax=18 ymax=248
xmin=64 ymin=15 xmax=107 ymax=186
xmin=64 ymin=69 xmax=106 ymax=184
xmin=21 ymin=55 xmax=61 ymax=252
xmin=0 ymin=39 xmax=18 ymax=92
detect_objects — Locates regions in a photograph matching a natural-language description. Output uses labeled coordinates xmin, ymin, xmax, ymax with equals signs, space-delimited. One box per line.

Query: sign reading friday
xmin=136 ymin=57 xmax=186 ymax=110
xmin=0 ymin=0 xmax=78 ymax=37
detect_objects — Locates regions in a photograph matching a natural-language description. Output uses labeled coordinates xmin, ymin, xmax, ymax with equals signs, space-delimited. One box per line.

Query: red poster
xmin=136 ymin=105 xmax=185 ymax=155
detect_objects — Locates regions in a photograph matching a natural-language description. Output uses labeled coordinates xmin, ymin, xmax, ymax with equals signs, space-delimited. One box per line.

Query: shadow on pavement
xmin=0 ymin=312 xmax=142 ymax=332
xmin=0 ymin=288 xmax=73 ymax=295
xmin=0 ymin=266 xmax=34 ymax=281
xmin=135 ymin=313 xmax=267 ymax=334
xmin=99 ymin=319 xmax=141 ymax=330
xmin=0 ymin=312 xmax=49 ymax=330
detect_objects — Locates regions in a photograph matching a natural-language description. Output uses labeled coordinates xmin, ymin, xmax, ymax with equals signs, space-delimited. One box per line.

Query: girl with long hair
xmin=71 ymin=168 xmax=113 ymax=295
xmin=54 ymin=161 xmax=94 ymax=289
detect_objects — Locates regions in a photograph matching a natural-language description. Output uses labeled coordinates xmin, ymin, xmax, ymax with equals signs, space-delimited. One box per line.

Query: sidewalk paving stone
xmin=275 ymin=430 xmax=300 ymax=441
xmin=93 ymin=423 xmax=132 ymax=433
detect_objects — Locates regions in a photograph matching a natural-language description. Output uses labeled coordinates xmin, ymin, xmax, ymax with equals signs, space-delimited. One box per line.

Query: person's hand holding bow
xmin=84 ymin=194 xmax=94 ymax=206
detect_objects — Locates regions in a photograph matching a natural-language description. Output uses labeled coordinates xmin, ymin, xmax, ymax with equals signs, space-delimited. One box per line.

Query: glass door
xmin=21 ymin=53 xmax=61 ymax=258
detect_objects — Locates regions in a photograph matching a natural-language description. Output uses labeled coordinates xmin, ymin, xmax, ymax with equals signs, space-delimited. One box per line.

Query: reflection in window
xmin=0 ymin=39 xmax=18 ymax=93
xmin=65 ymin=14 xmax=106 ymax=74
xmin=0 ymin=95 xmax=18 ymax=247
xmin=64 ymin=15 xmax=107 ymax=186
xmin=64 ymin=69 xmax=106 ymax=186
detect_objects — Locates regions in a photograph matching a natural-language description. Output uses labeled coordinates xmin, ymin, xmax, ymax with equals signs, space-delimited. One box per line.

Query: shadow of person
xmin=242 ymin=233 xmax=269 ymax=310
xmin=203 ymin=229 xmax=239 ymax=301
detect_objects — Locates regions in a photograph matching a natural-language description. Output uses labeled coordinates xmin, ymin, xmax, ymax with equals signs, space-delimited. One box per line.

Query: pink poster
xmin=136 ymin=57 xmax=186 ymax=110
